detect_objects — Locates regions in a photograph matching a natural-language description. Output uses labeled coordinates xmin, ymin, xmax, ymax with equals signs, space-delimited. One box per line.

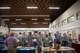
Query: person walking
xmin=4 ymin=32 xmax=19 ymax=53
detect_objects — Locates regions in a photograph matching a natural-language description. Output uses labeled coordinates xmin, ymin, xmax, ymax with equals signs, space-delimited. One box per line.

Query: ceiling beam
xmin=9 ymin=25 xmax=49 ymax=28
xmin=2 ymin=17 xmax=50 ymax=19
xmin=0 ymin=15 xmax=50 ymax=17
xmin=5 ymin=20 xmax=50 ymax=22
xmin=6 ymin=22 xmax=50 ymax=24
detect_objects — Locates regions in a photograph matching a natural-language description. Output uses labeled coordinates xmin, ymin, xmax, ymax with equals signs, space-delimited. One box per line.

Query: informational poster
xmin=72 ymin=29 xmax=76 ymax=38
xmin=34 ymin=31 xmax=38 ymax=33
xmin=0 ymin=32 xmax=2 ymax=36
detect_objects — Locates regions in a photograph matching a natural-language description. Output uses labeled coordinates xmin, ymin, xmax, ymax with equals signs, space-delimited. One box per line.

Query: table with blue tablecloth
xmin=1 ymin=47 xmax=36 ymax=53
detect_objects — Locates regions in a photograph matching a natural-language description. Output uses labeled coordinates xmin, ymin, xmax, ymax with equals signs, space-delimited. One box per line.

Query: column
xmin=0 ymin=17 xmax=1 ymax=26
xmin=1 ymin=18 xmax=6 ymax=26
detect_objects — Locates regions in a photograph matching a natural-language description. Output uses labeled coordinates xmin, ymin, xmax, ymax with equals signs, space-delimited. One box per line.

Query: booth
xmin=42 ymin=46 xmax=75 ymax=53
xmin=0 ymin=47 xmax=36 ymax=53
xmin=0 ymin=34 xmax=5 ymax=49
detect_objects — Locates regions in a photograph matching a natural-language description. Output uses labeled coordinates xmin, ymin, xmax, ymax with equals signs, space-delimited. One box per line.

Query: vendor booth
xmin=0 ymin=47 xmax=36 ymax=53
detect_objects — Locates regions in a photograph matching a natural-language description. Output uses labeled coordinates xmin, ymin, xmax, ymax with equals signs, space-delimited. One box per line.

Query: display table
xmin=1 ymin=47 xmax=36 ymax=53
xmin=42 ymin=46 xmax=75 ymax=53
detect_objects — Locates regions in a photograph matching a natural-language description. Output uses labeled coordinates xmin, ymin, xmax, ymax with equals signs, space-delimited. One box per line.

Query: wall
xmin=0 ymin=17 xmax=1 ymax=26
xmin=49 ymin=0 xmax=80 ymax=40
xmin=0 ymin=17 xmax=9 ymax=34
xmin=52 ymin=0 xmax=80 ymax=25
xmin=0 ymin=26 xmax=9 ymax=34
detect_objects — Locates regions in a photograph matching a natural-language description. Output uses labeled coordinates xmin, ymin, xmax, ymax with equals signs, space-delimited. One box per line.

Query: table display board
xmin=0 ymin=47 xmax=36 ymax=53
xmin=42 ymin=46 xmax=75 ymax=53
xmin=0 ymin=34 xmax=5 ymax=49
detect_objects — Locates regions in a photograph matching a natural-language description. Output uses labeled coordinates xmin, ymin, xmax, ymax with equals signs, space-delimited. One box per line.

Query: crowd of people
xmin=3 ymin=31 xmax=73 ymax=53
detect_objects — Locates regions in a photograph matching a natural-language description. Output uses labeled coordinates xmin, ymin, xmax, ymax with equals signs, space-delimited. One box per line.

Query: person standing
xmin=43 ymin=34 xmax=49 ymax=47
xmin=55 ymin=32 xmax=62 ymax=53
xmin=32 ymin=36 xmax=38 ymax=47
xmin=48 ymin=33 xmax=52 ymax=47
xmin=22 ymin=32 xmax=28 ymax=46
xmin=62 ymin=33 xmax=68 ymax=46
xmin=4 ymin=32 xmax=19 ymax=53
xmin=37 ymin=32 xmax=43 ymax=46
xmin=37 ymin=32 xmax=43 ymax=53
xmin=17 ymin=32 xmax=23 ymax=46
xmin=56 ymin=32 xmax=62 ymax=45
xmin=27 ymin=32 xmax=32 ymax=47
xmin=68 ymin=34 xmax=72 ymax=47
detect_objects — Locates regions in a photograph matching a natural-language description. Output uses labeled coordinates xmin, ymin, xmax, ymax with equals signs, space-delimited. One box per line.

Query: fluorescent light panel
xmin=49 ymin=7 xmax=60 ymax=9
xmin=0 ymin=7 xmax=10 ymax=9
xmin=43 ymin=22 xmax=48 ymax=24
xmin=27 ymin=6 xmax=38 ymax=9
xmin=21 ymin=23 xmax=26 ymax=24
xmin=3 ymin=19 xmax=10 ymax=21
xmin=11 ymin=23 xmax=16 ymax=24
xmin=33 ymin=23 xmax=38 ymax=24
xmin=44 ymin=19 xmax=50 ymax=20
xmin=16 ymin=19 xmax=22 ymax=21
xmin=31 ymin=19 xmax=38 ymax=20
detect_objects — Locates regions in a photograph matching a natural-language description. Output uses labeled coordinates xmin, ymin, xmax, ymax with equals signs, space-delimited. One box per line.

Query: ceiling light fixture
xmin=21 ymin=23 xmax=26 ymax=24
xmin=43 ymin=22 xmax=48 ymax=24
xmin=11 ymin=23 xmax=16 ymax=24
xmin=33 ymin=23 xmax=38 ymax=24
xmin=16 ymin=19 xmax=22 ymax=21
xmin=44 ymin=19 xmax=50 ymax=20
xmin=0 ymin=7 xmax=10 ymax=9
xmin=3 ymin=19 xmax=10 ymax=21
xmin=27 ymin=6 xmax=38 ymax=9
xmin=31 ymin=19 xmax=38 ymax=20
xmin=49 ymin=7 xmax=60 ymax=9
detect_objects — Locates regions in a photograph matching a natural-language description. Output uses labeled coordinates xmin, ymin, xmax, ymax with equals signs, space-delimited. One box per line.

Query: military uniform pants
xmin=8 ymin=47 xmax=16 ymax=53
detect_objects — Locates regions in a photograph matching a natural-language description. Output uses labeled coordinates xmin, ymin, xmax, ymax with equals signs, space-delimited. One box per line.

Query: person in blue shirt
xmin=56 ymin=31 xmax=62 ymax=44
xmin=55 ymin=31 xmax=62 ymax=53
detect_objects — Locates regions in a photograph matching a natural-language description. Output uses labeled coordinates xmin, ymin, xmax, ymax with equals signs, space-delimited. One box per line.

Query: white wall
xmin=0 ymin=17 xmax=9 ymax=34
xmin=52 ymin=0 xmax=80 ymax=25
xmin=0 ymin=26 xmax=9 ymax=34
xmin=52 ymin=20 xmax=80 ymax=32
xmin=49 ymin=0 xmax=80 ymax=40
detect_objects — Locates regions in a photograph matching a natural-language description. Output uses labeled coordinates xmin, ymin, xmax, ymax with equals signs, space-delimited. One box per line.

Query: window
xmin=53 ymin=26 xmax=54 ymax=29
xmin=62 ymin=19 xmax=67 ymax=25
xmin=76 ymin=11 xmax=80 ymax=20
xmin=67 ymin=15 xmax=75 ymax=23
xmin=58 ymin=22 xmax=62 ymax=27
xmin=53 ymin=24 xmax=56 ymax=28
xmin=55 ymin=24 xmax=58 ymax=28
